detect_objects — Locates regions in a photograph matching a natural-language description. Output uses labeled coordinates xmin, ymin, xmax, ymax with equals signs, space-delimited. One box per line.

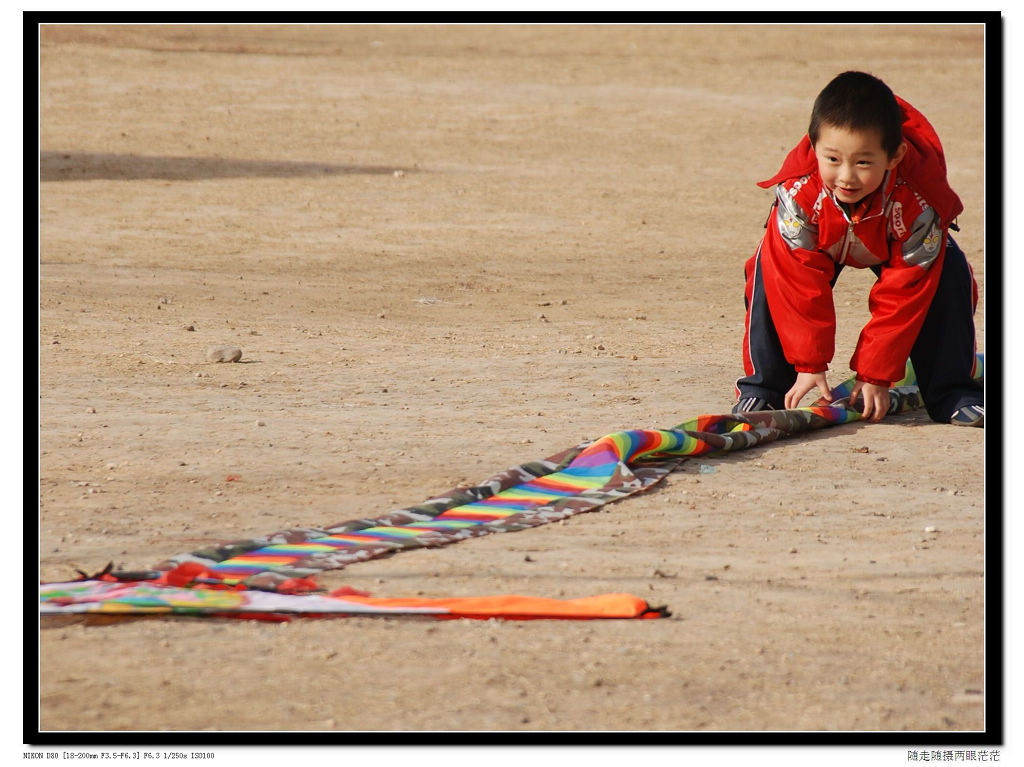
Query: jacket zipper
xmin=839 ymin=220 xmax=855 ymax=265
xmin=834 ymin=171 xmax=889 ymax=265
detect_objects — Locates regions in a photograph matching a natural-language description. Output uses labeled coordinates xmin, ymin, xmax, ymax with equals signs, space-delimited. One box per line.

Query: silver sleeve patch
xmin=901 ymin=207 xmax=943 ymax=268
xmin=774 ymin=187 xmax=818 ymax=251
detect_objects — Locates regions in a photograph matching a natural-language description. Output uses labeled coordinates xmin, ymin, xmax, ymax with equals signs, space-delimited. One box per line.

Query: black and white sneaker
xmin=950 ymin=404 xmax=984 ymax=427
xmin=732 ymin=396 xmax=773 ymax=414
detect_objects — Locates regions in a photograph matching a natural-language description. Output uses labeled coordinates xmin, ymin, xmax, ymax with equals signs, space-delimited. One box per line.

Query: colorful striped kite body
xmin=40 ymin=357 xmax=980 ymax=620
xmin=156 ymin=372 xmax=929 ymax=590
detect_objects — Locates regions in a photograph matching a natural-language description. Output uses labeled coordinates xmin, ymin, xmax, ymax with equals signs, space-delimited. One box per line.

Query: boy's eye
xmin=857 ymin=161 xmax=872 ymax=167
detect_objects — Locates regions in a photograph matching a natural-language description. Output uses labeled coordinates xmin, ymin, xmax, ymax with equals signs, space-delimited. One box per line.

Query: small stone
xmin=185 ymin=325 xmax=195 ymax=332
xmin=85 ymin=407 xmax=96 ymax=414
xmin=206 ymin=345 xmax=242 ymax=363
xmin=924 ymin=526 xmax=937 ymax=533
xmin=256 ymin=420 xmax=266 ymax=427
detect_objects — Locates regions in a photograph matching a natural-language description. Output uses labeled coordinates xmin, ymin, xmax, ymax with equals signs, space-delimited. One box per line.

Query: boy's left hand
xmin=785 ymin=371 xmax=833 ymax=409
xmin=849 ymin=381 xmax=890 ymax=422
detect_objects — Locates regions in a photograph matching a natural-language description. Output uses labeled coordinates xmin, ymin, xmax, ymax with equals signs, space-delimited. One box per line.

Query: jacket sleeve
xmin=849 ymin=207 xmax=945 ymax=385
xmin=759 ymin=187 xmax=837 ymax=373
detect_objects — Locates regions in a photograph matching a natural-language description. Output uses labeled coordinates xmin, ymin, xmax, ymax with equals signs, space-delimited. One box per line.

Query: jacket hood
xmin=757 ymin=95 xmax=963 ymax=227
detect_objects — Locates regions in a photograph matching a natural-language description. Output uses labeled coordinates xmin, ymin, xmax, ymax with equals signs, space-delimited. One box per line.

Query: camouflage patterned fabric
xmin=150 ymin=358 xmax=958 ymax=592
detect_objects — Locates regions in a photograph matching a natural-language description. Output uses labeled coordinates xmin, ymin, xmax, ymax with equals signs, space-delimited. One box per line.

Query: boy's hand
xmin=849 ymin=381 xmax=890 ymax=422
xmin=784 ymin=372 xmax=832 ymax=409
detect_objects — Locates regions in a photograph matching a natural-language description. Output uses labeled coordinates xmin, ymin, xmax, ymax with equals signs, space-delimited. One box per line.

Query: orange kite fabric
xmin=39 ymin=579 xmax=667 ymax=621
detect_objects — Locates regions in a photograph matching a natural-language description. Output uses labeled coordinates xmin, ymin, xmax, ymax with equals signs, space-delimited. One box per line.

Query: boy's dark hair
xmin=808 ymin=71 xmax=904 ymax=158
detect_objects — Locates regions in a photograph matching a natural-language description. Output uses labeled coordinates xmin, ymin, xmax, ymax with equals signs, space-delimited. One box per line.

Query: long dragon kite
xmin=40 ymin=357 xmax=982 ymax=621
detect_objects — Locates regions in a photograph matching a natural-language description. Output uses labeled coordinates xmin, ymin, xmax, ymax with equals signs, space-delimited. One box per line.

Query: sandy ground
xmin=36 ymin=24 xmax=988 ymax=734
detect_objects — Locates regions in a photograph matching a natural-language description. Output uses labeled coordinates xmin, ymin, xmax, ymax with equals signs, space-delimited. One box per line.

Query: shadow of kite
xmin=39 ymin=151 xmax=415 ymax=182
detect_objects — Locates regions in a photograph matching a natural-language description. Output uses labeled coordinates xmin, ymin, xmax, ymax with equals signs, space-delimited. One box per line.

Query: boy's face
xmin=813 ymin=124 xmax=906 ymax=206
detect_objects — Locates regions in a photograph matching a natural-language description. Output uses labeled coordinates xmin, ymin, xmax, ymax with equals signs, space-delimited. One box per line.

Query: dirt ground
xmin=36 ymin=24 xmax=988 ymax=735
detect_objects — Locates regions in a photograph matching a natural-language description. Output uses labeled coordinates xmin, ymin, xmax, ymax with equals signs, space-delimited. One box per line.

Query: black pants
xmin=736 ymin=237 xmax=983 ymax=422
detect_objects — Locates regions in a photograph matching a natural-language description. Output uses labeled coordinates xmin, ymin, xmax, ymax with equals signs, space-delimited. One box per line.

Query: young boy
xmin=733 ymin=71 xmax=984 ymax=427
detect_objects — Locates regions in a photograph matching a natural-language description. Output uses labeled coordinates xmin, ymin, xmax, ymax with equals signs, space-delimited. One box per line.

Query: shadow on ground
xmin=39 ymin=151 xmax=415 ymax=182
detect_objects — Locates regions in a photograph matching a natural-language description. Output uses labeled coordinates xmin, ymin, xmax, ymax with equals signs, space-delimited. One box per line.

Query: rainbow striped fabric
xmin=152 ymin=359 xmax=958 ymax=591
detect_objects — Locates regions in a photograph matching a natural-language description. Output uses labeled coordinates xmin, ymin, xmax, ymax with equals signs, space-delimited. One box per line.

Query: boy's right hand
xmin=784 ymin=371 xmax=833 ymax=409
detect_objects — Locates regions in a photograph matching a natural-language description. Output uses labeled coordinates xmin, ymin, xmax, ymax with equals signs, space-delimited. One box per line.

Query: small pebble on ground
xmin=206 ymin=345 xmax=243 ymax=363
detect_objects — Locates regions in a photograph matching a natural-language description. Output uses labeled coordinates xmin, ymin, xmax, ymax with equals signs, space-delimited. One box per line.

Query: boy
xmin=733 ymin=71 xmax=984 ymax=427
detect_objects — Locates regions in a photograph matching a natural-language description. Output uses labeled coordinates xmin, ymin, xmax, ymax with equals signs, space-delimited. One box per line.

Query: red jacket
xmin=747 ymin=96 xmax=967 ymax=386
